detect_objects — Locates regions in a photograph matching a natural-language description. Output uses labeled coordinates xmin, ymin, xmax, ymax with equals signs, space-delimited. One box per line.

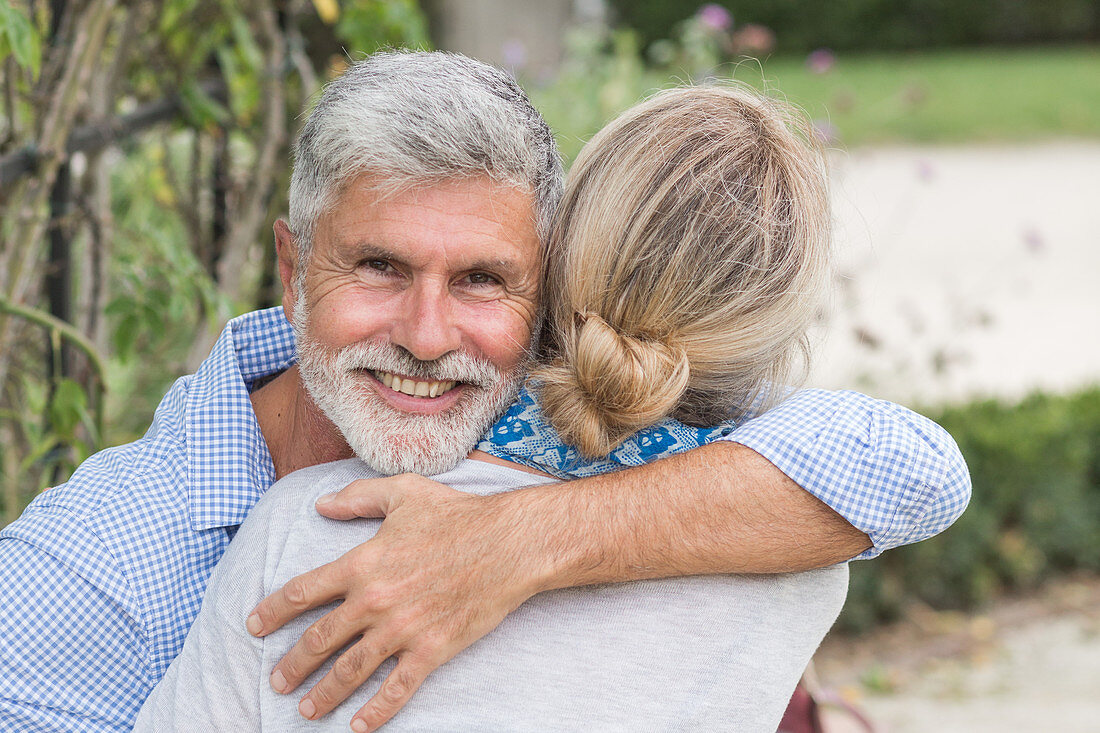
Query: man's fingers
xmin=248 ymin=562 xmax=346 ymax=637
xmin=268 ymin=602 xmax=368 ymax=694
xmin=348 ymin=659 xmax=429 ymax=732
xmin=294 ymin=636 xmax=403 ymax=721
xmin=315 ymin=477 xmax=401 ymax=520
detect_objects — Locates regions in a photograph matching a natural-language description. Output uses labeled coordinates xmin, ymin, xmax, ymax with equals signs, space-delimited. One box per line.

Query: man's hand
xmin=246 ymin=475 xmax=546 ymax=732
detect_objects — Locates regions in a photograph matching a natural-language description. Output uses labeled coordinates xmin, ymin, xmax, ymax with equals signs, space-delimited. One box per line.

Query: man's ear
xmin=274 ymin=220 xmax=299 ymax=325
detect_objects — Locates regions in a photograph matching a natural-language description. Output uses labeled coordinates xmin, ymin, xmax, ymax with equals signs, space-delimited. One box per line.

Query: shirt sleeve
xmin=133 ymin=492 xmax=270 ymax=731
xmin=0 ymin=527 xmax=150 ymax=733
xmin=719 ymin=389 xmax=972 ymax=559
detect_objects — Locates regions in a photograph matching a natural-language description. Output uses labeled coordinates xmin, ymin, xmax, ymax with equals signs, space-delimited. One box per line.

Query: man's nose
xmin=391 ymin=280 xmax=461 ymax=362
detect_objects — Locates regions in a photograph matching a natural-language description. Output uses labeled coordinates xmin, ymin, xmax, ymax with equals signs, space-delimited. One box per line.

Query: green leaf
xmin=216 ymin=44 xmax=261 ymax=123
xmin=228 ymin=10 xmax=263 ymax=74
xmin=336 ymin=0 xmax=431 ymax=52
xmin=159 ymin=0 xmax=199 ymax=35
xmin=112 ymin=311 xmax=141 ymax=361
xmin=0 ymin=0 xmax=41 ymax=77
xmin=19 ymin=435 xmax=60 ymax=476
xmin=180 ymin=81 xmax=231 ymax=128
xmin=0 ymin=2 xmax=12 ymax=64
xmin=104 ymin=296 xmax=135 ymax=317
xmin=49 ymin=379 xmax=89 ymax=438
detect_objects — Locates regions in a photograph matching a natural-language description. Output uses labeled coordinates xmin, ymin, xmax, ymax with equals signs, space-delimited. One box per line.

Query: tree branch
xmin=0 ymin=0 xmax=118 ymax=398
xmin=0 ymin=77 xmax=227 ymax=191
xmin=0 ymin=294 xmax=107 ymax=388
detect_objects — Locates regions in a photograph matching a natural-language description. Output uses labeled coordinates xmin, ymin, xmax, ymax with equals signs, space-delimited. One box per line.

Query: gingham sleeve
xmin=0 ymin=525 xmax=150 ymax=732
xmin=133 ymin=497 xmax=268 ymax=733
xmin=721 ymin=389 xmax=972 ymax=559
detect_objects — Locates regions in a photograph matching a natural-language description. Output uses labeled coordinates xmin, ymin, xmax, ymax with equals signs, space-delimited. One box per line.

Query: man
xmin=0 ymin=51 xmax=969 ymax=732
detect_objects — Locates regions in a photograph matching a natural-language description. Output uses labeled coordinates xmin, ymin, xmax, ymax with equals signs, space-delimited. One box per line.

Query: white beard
xmin=293 ymin=304 xmax=527 ymax=476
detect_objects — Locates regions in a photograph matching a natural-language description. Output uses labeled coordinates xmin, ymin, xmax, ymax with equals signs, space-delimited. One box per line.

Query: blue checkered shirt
xmin=0 ymin=307 xmax=969 ymax=731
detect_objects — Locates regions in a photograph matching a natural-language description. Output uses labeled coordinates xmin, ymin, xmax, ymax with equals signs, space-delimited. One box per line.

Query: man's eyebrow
xmin=345 ymin=242 xmax=406 ymax=264
xmin=463 ymin=257 xmax=525 ymax=278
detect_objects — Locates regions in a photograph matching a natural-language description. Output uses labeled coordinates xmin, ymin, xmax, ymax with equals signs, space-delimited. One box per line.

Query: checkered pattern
xmin=480 ymin=386 xmax=972 ymax=560
xmin=0 ymin=307 xmax=296 ymax=732
xmin=727 ymin=389 xmax=971 ymax=555
xmin=0 ymin=306 xmax=970 ymax=731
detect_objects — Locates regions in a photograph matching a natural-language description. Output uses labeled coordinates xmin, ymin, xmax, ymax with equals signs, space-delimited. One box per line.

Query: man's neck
xmin=250 ymin=365 xmax=355 ymax=480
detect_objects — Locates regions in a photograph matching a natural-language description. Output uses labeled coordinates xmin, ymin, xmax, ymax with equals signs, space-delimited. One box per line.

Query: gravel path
xmin=813 ymin=576 xmax=1100 ymax=732
xmin=811 ymin=142 xmax=1100 ymax=403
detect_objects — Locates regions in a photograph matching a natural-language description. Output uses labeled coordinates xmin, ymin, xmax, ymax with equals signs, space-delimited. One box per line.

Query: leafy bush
xmin=0 ymin=0 xmax=432 ymax=521
xmin=609 ymin=0 xmax=1100 ymax=54
xmin=839 ymin=387 xmax=1100 ymax=632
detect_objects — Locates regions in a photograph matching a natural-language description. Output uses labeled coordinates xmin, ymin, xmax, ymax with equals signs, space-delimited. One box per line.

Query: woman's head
xmin=536 ymin=84 xmax=832 ymax=457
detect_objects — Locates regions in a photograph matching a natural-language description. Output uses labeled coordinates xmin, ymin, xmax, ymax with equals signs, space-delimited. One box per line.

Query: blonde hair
xmin=535 ymin=84 xmax=832 ymax=457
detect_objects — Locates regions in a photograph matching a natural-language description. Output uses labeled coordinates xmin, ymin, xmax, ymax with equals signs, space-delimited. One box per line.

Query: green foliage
xmin=528 ymin=26 xmax=651 ymax=162
xmin=0 ymin=375 xmax=93 ymax=507
xmin=336 ymin=0 xmax=431 ymax=53
xmin=0 ymin=0 xmax=41 ymax=77
xmin=100 ymin=137 xmax=231 ymax=434
xmin=839 ymin=387 xmax=1100 ymax=632
xmin=609 ymin=0 xmax=1100 ymax=54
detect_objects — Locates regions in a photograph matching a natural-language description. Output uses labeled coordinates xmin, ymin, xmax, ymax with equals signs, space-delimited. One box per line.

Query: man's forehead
xmin=339 ymin=174 xmax=535 ymax=215
xmin=320 ymin=174 xmax=541 ymax=267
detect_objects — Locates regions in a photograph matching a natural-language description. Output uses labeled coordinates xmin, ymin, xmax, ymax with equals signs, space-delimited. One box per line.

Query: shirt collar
xmin=186 ymin=307 xmax=297 ymax=530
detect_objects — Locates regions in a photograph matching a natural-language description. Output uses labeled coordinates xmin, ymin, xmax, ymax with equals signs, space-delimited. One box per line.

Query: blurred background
xmin=1 ymin=1 xmax=1098 ymax=730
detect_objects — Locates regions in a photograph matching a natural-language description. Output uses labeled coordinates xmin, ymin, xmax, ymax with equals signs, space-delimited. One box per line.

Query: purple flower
xmin=732 ymin=23 xmax=775 ymax=55
xmin=806 ymin=48 xmax=835 ymax=74
xmin=697 ymin=3 xmax=733 ymax=32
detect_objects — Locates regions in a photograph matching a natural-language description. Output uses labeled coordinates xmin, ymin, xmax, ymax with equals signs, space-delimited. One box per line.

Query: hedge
xmin=608 ymin=0 xmax=1100 ymax=54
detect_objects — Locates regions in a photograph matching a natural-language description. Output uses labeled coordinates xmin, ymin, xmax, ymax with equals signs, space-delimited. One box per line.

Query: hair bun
xmin=534 ymin=313 xmax=690 ymax=457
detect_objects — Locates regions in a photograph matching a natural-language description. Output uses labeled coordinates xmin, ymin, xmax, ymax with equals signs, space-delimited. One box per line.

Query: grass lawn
xmin=532 ymin=46 xmax=1100 ymax=160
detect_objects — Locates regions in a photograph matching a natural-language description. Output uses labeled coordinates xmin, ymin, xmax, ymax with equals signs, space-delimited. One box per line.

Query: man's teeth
xmin=372 ymin=371 xmax=457 ymax=398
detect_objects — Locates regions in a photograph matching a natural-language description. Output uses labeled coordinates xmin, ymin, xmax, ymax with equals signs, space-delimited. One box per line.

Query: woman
xmin=138 ymin=85 xmax=851 ymax=731
xmin=481 ymin=83 xmax=829 ymax=469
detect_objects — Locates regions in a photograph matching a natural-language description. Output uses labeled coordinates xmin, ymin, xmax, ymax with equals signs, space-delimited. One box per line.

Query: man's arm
xmin=246 ymin=443 xmax=867 ymax=731
xmin=0 ymin=530 xmax=151 ymax=732
xmin=249 ymin=391 xmax=970 ymax=730
xmin=134 ymin=497 xmax=271 ymax=731
xmin=722 ymin=388 xmax=972 ymax=558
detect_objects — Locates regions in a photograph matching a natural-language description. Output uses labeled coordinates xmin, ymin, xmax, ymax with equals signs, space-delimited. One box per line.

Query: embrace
xmin=0 ymin=51 xmax=970 ymax=732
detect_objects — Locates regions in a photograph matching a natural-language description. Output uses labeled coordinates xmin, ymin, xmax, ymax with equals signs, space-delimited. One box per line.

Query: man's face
xmin=285 ymin=175 xmax=541 ymax=475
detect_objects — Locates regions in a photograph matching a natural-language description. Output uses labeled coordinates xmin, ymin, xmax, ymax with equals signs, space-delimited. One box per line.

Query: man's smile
xmin=370 ymin=370 xmax=458 ymax=398
xmin=347 ymin=367 xmax=475 ymax=417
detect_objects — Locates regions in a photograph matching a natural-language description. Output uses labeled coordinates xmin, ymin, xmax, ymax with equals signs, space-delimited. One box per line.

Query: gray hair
xmin=288 ymin=50 xmax=563 ymax=263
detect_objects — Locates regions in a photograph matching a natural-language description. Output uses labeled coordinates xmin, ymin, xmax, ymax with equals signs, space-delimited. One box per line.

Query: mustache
xmin=328 ymin=340 xmax=503 ymax=389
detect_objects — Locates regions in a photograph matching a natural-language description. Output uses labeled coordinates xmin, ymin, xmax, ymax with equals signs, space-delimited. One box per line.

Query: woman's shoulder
xmin=480 ymin=382 xmax=739 ymax=479
xmin=252 ymin=459 xmax=377 ymax=523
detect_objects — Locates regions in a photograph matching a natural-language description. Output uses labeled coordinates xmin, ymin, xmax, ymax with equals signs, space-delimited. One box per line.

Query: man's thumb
xmin=315 ymin=478 xmax=396 ymax=520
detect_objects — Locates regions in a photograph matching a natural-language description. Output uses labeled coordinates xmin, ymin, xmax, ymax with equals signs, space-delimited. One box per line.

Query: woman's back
xmin=137 ymin=458 xmax=848 ymax=732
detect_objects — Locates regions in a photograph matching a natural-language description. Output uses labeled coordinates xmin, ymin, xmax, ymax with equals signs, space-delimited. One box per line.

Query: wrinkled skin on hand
xmin=246 ymin=474 xmax=547 ymax=732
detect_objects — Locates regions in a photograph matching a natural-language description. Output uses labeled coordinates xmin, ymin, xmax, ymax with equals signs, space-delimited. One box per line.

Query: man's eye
xmin=364 ymin=260 xmax=391 ymax=272
xmin=466 ymin=272 xmax=498 ymax=285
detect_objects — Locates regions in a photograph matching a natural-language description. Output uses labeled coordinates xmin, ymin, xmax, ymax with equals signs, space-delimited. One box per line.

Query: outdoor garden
xmin=1 ymin=1 xmax=1098 ymax=729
